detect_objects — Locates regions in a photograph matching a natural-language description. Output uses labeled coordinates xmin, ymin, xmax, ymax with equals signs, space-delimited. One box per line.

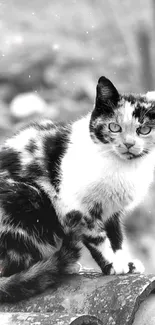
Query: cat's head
xmin=90 ymin=76 xmax=155 ymax=161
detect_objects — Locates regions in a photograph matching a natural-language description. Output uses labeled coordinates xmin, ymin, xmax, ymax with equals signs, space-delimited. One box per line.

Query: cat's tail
xmin=0 ymin=239 xmax=81 ymax=303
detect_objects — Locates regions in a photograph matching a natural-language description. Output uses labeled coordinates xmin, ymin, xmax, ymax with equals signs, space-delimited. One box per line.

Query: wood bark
xmin=0 ymin=273 xmax=155 ymax=324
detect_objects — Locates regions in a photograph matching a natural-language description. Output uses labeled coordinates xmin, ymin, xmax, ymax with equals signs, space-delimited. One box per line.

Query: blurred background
xmin=0 ymin=0 xmax=155 ymax=273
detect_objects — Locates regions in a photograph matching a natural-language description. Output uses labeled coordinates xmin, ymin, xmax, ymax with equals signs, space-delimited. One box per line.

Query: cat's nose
xmin=123 ymin=141 xmax=135 ymax=149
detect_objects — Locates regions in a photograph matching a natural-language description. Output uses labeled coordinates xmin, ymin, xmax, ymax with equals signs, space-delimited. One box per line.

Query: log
xmin=0 ymin=273 xmax=155 ymax=325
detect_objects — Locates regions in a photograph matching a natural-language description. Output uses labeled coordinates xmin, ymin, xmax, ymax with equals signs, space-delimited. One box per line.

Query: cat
xmin=0 ymin=75 xmax=154 ymax=302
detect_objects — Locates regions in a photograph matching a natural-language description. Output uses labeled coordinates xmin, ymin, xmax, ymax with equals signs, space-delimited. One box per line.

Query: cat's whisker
xmin=141 ymin=106 xmax=153 ymax=120
xmin=102 ymin=148 xmax=114 ymax=154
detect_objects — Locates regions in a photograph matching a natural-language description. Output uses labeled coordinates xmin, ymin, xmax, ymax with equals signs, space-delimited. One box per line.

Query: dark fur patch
xmin=102 ymin=263 xmax=113 ymax=275
xmin=0 ymin=234 xmax=81 ymax=302
xmin=83 ymin=234 xmax=105 ymax=246
xmin=89 ymin=116 xmax=115 ymax=144
xmin=104 ymin=212 xmax=123 ymax=252
xmin=2 ymin=257 xmax=25 ymax=277
xmin=123 ymin=94 xmax=148 ymax=105
xmin=43 ymin=125 xmax=71 ymax=191
xmin=133 ymin=102 xmax=155 ymax=123
xmin=84 ymin=217 xmax=94 ymax=230
xmin=28 ymin=121 xmax=55 ymax=132
xmin=26 ymin=163 xmax=44 ymax=179
xmin=0 ymin=180 xmax=64 ymax=244
xmin=128 ymin=262 xmax=136 ymax=273
xmin=0 ymin=148 xmax=21 ymax=178
xmin=89 ymin=202 xmax=103 ymax=220
xmin=132 ymin=102 xmax=148 ymax=123
xmin=121 ymin=94 xmax=155 ymax=123
xmin=0 ymin=231 xmax=39 ymax=257
xmin=65 ymin=211 xmax=83 ymax=229
xmin=122 ymin=94 xmax=138 ymax=105
xmin=83 ymin=240 xmax=108 ymax=273
xmin=96 ymin=76 xmax=119 ymax=111
xmin=0 ymin=229 xmax=41 ymax=276
xmin=1 ymin=251 xmax=33 ymax=277
xmin=85 ymin=202 xmax=103 ymax=229
xmin=56 ymin=234 xmax=81 ymax=271
xmin=25 ymin=140 xmax=38 ymax=154
xmin=90 ymin=122 xmax=109 ymax=143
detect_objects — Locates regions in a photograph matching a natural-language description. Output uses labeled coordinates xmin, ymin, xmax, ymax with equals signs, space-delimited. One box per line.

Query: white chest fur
xmin=57 ymin=116 xmax=155 ymax=220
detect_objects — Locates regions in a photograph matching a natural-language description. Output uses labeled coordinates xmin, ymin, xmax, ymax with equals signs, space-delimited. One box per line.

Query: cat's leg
xmin=83 ymin=232 xmax=113 ymax=274
xmin=104 ymin=212 xmax=144 ymax=274
xmin=61 ymin=210 xmax=88 ymax=274
xmin=83 ymin=212 xmax=144 ymax=275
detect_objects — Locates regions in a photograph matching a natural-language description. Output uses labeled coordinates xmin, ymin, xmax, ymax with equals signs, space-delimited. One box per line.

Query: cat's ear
xmin=95 ymin=76 xmax=119 ymax=111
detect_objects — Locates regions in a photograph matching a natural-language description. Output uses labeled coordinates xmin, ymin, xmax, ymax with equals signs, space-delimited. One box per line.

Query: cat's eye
xmin=108 ymin=122 xmax=122 ymax=133
xmin=137 ymin=125 xmax=152 ymax=135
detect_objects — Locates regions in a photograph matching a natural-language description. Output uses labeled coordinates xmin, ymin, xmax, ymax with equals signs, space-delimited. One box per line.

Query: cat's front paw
xmin=111 ymin=258 xmax=145 ymax=275
xmin=109 ymin=250 xmax=145 ymax=275
xmin=127 ymin=259 xmax=145 ymax=274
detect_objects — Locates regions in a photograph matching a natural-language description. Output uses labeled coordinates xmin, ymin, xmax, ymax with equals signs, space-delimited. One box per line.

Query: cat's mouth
xmin=122 ymin=150 xmax=147 ymax=160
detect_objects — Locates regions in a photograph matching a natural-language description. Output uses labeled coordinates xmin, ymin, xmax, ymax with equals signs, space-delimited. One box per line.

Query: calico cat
xmin=0 ymin=75 xmax=154 ymax=302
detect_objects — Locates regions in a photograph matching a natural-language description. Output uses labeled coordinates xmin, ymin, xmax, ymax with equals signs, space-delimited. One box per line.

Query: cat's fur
xmin=0 ymin=76 xmax=154 ymax=302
